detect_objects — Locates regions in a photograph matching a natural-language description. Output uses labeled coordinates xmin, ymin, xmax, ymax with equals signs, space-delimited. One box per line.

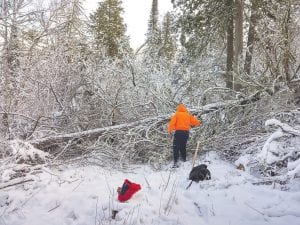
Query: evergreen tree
xmin=172 ymin=0 xmax=227 ymax=58
xmin=144 ymin=0 xmax=162 ymax=59
xmin=90 ymin=0 xmax=130 ymax=58
xmin=172 ymin=0 xmax=299 ymax=92
xmin=160 ymin=12 xmax=177 ymax=61
xmin=172 ymin=0 xmax=237 ymax=88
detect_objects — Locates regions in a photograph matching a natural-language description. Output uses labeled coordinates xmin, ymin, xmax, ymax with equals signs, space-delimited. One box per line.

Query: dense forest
xmin=0 ymin=0 xmax=299 ymax=170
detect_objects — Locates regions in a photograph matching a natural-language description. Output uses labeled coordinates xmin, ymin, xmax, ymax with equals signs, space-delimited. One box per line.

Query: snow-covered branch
xmin=265 ymin=119 xmax=300 ymax=136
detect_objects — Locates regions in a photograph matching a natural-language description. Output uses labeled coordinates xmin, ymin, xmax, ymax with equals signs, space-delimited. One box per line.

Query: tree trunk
xmin=1 ymin=0 xmax=10 ymax=138
xmin=233 ymin=0 xmax=244 ymax=91
xmin=29 ymin=115 xmax=170 ymax=151
xmin=234 ymin=0 xmax=243 ymax=59
xmin=282 ymin=3 xmax=292 ymax=83
xmin=244 ymin=1 xmax=258 ymax=76
xmin=225 ymin=0 xmax=234 ymax=89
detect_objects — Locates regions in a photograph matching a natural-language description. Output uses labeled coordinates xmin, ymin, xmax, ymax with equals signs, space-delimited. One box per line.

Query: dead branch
xmin=0 ymin=178 xmax=34 ymax=190
xmin=244 ymin=202 xmax=266 ymax=217
xmin=48 ymin=202 xmax=61 ymax=212
xmin=26 ymin=114 xmax=43 ymax=139
xmin=266 ymin=119 xmax=300 ymax=136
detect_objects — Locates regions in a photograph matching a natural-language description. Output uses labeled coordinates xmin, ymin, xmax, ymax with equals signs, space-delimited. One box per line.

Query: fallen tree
xmin=29 ymin=115 xmax=170 ymax=151
xmin=28 ymin=98 xmax=240 ymax=152
xmin=22 ymin=90 xmax=297 ymax=168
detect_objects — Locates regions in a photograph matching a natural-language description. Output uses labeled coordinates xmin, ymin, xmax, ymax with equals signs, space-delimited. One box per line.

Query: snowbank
xmin=1 ymin=152 xmax=300 ymax=225
xmin=10 ymin=140 xmax=50 ymax=165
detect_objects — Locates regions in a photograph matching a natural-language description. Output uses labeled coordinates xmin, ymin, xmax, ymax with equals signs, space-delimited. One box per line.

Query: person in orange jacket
xmin=168 ymin=103 xmax=201 ymax=167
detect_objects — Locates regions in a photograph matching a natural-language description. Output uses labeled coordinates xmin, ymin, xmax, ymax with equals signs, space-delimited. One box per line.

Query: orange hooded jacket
xmin=168 ymin=104 xmax=201 ymax=133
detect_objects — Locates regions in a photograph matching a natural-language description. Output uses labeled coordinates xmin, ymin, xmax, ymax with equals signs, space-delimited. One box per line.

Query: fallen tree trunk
xmin=29 ymin=92 xmax=264 ymax=154
xmin=29 ymin=115 xmax=170 ymax=151
xmin=0 ymin=178 xmax=34 ymax=190
xmin=29 ymin=103 xmax=227 ymax=151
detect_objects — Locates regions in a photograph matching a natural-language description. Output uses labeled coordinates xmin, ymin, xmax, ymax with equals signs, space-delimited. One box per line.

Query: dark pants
xmin=173 ymin=130 xmax=189 ymax=163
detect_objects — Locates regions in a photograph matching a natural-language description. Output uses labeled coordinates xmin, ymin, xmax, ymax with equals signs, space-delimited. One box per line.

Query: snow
xmin=254 ymin=119 xmax=300 ymax=177
xmin=257 ymin=129 xmax=287 ymax=164
xmin=265 ymin=119 xmax=300 ymax=136
xmin=10 ymin=140 xmax=50 ymax=164
xmin=1 ymin=152 xmax=300 ymax=225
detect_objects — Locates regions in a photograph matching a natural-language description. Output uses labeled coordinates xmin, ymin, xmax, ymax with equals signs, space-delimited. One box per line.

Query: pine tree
xmin=172 ymin=0 xmax=226 ymax=58
xmin=144 ymin=0 xmax=162 ymax=59
xmin=90 ymin=0 xmax=129 ymax=58
xmin=160 ymin=12 xmax=177 ymax=61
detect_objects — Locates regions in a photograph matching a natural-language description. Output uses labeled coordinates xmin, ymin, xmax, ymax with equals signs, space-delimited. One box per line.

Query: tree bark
xmin=225 ymin=0 xmax=234 ymax=90
xmin=2 ymin=0 xmax=10 ymax=138
xmin=233 ymin=0 xmax=243 ymax=91
xmin=290 ymin=79 xmax=300 ymax=105
xmin=29 ymin=115 xmax=170 ymax=151
xmin=234 ymin=0 xmax=243 ymax=60
xmin=244 ymin=1 xmax=258 ymax=76
xmin=282 ymin=4 xmax=292 ymax=83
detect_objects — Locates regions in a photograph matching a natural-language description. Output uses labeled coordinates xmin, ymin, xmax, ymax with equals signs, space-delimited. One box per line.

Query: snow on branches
xmin=257 ymin=118 xmax=300 ymax=178
xmin=10 ymin=140 xmax=50 ymax=165
xmin=0 ymin=141 xmax=49 ymax=190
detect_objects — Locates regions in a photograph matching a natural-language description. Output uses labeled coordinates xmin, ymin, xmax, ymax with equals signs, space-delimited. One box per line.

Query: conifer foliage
xmin=90 ymin=0 xmax=130 ymax=58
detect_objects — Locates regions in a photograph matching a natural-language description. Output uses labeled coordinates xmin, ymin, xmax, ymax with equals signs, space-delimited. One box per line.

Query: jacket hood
xmin=177 ymin=103 xmax=188 ymax=112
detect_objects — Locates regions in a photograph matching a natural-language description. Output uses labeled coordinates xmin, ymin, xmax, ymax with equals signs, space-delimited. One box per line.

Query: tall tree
xmin=281 ymin=0 xmax=292 ymax=83
xmin=172 ymin=0 xmax=226 ymax=58
xmin=233 ymin=0 xmax=244 ymax=91
xmin=60 ymin=0 xmax=85 ymax=41
xmin=144 ymin=0 xmax=161 ymax=59
xmin=172 ymin=0 xmax=238 ymax=89
xmin=90 ymin=0 xmax=129 ymax=58
xmin=244 ymin=0 xmax=259 ymax=76
xmin=234 ymin=0 xmax=244 ymax=65
xmin=159 ymin=12 xmax=177 ymax=61
xmin=225 ymin=0 xmax=234 ymax=89
xmin=0 ymin=0 xmax=27 ymax=138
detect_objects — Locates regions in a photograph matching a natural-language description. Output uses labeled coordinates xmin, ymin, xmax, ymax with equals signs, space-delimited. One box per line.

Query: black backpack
xmin=186 ymin=164 xmax=211 ymax=189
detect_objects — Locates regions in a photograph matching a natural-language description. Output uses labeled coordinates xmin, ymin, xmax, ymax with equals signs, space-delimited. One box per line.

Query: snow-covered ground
xmin=1 ymin=151 xmax=300 ymax=225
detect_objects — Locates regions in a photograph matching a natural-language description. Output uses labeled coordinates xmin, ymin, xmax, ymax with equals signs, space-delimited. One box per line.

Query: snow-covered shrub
xmin=256 ymin=118 xmax=300 ymax=178
xmin=10 ymin=140 xmax=50 ymax=165
xmin=236 ymin=112 xmax=300 ymax=180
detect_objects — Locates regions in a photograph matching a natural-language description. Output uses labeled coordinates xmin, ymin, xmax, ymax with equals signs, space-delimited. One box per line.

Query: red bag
xmin=117 ymin=179 xmax=141 ymax=202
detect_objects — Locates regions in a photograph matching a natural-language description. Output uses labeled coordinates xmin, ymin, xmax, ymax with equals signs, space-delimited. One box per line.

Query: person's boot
xmin=172 ymin=161 xmax=179 ymax=168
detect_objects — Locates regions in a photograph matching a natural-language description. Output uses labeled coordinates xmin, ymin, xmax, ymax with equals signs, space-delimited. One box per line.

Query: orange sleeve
xmin=190 ymin=115 xmax=201 ymax=127
xmin=168 ymin=114 xmax=177 ymax=133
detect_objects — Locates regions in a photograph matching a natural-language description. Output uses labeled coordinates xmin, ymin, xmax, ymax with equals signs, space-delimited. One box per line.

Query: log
xmin=0 ymin=178 xmax=34 ymax=190
xmin=29 ymin=115 xmax=170 ymax=150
